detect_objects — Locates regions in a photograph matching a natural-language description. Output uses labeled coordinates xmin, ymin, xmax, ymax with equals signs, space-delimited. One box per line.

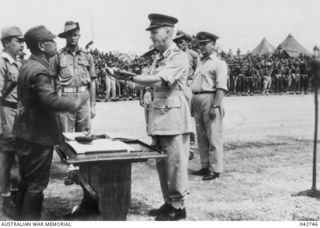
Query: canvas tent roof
xmin=251 ymin=37 xmax=275 ymax=56
xmin=278 ymin=34 xmax=311 ymax=57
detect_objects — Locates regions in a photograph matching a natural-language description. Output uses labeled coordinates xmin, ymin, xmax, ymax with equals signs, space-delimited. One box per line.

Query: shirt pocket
xmin=59 ymin=59 xmax=73 ymax=81
xmin=78 ymin=58 xmax=91 ymax=81
xmin=151 ymin=96 xmax=182 ymax=132
xmin=6 ymin=70 xmax=17 ymax=82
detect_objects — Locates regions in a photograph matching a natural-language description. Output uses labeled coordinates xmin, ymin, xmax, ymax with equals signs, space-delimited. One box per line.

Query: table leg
xmin=80 ymin=161 xmax=132 ymax=220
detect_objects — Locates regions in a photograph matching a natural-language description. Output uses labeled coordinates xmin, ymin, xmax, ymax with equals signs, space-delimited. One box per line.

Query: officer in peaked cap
xmin=173 ymin=30 xmax=192 ymax=43
xmin=0 ymin=27 xmax=24 ymax=40
xmin=173 ymin=30 xmax=200 ymax=161
xmin=0 ymin=26 xmax=24 ymax=218
xmin=196 ymin=31 xmax=219 ymax=43
xmin=112 ymin=13 xmax=192 ymax=220
xmin=191 ymin=31 xmax=228 ymax=181
xmin=145 ymin=13 xmax=178 ymax=31
xmin=12 ymin=25 xmax=88 ymax=220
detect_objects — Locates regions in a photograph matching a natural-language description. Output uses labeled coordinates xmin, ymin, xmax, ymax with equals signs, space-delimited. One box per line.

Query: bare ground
xmin=1 ymin=95 xmax=319 ymax=221
xmin=1 ymin=136 xmax=317 ymax=221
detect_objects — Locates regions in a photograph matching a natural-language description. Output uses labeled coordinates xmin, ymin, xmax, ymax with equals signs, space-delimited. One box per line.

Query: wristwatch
xmin=213 ymin=105 xmax=220 ymax=109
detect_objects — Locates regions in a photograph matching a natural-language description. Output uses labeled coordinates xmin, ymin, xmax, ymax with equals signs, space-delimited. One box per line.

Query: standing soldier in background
xmin=293 ymin=63 xmax=301 ymax=94
xmin=245 ymin=64 xmax=254 ymax=95
xmin=50 ymin=21 xmax=96 ymax=133
xmin=173 ymin=30 xmax=200 ymax=160
xmin=262 ymin=64 xmax=272 ymax=95
xmin=300 ymin=60 xmax=309 ymax=94
xmin=50 ymin=21 xmax=97 ymax=215
xmin=0 ymin=26 xmax=24 ymax=218
xmin=191 ymin=32 xmax=228 ymax=181
xmin=105 ymin=61 xmax=118 ymax=101
xmin=233 ymin=64 xmax=241 ymax=94
xmin=12 ymin=25 xmax=89 ymax=220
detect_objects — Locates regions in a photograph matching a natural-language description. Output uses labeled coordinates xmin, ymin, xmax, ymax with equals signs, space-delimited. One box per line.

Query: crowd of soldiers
xmin=92 ymin=46 xmax=312 ymax=101
xmin=91 ymin=49 xmax=155 ymax=101
xmin=226 ymin=52 xmax=312 ymax=95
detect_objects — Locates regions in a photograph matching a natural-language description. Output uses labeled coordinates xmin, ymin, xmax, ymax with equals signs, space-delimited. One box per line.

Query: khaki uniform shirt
xmin=0 ymin=52 xmax=20 ymax=103
xmin=0 ymin=52 xmax=20 ymax=136
xmin=50 ymin=47 xmax=97 ymax=88
xmin=186 ymin=49 xmax=200 ymax=80
xmin=146 ymin=43 xmax=193 ymax=135
xmin=191 ymin=53 xmax=228 ymax=93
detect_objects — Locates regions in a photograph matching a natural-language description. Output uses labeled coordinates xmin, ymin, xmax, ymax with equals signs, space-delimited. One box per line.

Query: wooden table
xmin=55 ymin=139 xmax=166 ymax=220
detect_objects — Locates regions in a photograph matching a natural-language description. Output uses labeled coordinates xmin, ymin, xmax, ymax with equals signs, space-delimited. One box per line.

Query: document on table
xmin=63 ymin=133 xmax=134 ymax=154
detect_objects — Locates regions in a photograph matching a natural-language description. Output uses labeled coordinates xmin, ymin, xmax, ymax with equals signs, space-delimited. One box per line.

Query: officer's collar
xmin=202 ymin=51 xmax=217 ymax=61
xmin=0 ymin=51 xmax=17 ymax=65
xmin=63 ymin=45 xmax=84 ymax=54
xmin=158 ymin=42 xmax=178 ymax=59
xmin=208 ymin=52 xmax=218 ymax=60
xmin=30 ymin=54 xmax=50 ymax=69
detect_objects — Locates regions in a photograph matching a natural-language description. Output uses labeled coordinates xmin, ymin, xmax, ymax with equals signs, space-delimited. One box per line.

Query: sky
xmin=0 ymin=0 xmax=319 ymax=56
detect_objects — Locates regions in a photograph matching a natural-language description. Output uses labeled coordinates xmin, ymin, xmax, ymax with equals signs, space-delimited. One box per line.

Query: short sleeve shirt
xmin=50 ymin=47 xmax=97 ymax=88
xmin=191 ymin=53 xmax=228 ymax=92
xmin=151 ymin=43 xmax=189 ymax=92
xmin=145 ymin=43 xmax=192 ymax=135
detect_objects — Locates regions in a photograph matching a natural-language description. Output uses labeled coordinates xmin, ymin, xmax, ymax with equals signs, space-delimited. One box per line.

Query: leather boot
xmin=21 ymin=192 xmax=43 ymax=220
xmin=2 ymin=195 xmax=17 ymax=219
xmin=10 ymin=189 xmax=18 ymax=204
xmin=14 ymin=188 xmax=26 ymax=220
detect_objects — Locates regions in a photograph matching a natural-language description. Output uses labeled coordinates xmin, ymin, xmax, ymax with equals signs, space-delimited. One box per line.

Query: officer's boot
xmin=21 ymin=192 xmax=43 ymax=220
xmin=15 ymin=188 xmax=26 ymax=220
xmin=2 ymin=194 xmax=17 ymax=219
xmin=10 ymin=189 xmax=18 ymax=204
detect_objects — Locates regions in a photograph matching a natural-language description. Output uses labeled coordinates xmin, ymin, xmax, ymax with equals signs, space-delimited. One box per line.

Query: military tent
xmin=251 ymin=37 xmax=275 ymax=56
xmin=278 ymin=34 xmax=311 ymax=57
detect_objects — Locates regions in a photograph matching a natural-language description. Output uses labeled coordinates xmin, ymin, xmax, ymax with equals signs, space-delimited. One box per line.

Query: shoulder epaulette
xmin=57 ymin=48 xmax=65 ymax=56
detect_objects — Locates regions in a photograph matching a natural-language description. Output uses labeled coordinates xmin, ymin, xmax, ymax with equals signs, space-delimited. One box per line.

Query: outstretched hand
xmin=106 ymin=67 xmax=136 ymax=81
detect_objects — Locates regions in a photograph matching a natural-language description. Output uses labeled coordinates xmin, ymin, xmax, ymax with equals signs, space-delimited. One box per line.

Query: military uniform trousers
xmin=15 ymin=138 xmax=53 ymax=194
xmin=59 ymin=90 xmax=91 ymax=132
xmin=263 ymin=76 xmax=272 ymax=93
xmin=152 ymin=133 xmax=189 ymax=209
xmin=0 ymin=105 xmax=20 ymax=193
xmin=191 ymin=93 xmax=224 ymax=173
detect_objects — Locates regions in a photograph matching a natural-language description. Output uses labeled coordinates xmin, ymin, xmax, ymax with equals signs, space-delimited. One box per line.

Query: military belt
xmin=192 ymin=91 xmax=216 ymax=95
xmin=61 ymin=86 xmax=88 ymax=93
xmin=1 ymin=100 xmax=17 ymax=109
xmin=153 ymin=90 xmax=184 ymax=98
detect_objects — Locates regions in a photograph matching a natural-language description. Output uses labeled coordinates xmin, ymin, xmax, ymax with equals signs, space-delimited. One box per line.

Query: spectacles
xmin=43 ymin=40 xmax=56 ymax=44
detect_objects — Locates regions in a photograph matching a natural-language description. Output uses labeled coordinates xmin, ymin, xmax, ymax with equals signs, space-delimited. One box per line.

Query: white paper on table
xmin=64 ymin=135 xmax=134 ymax=155
xmin=63 ymin=132 xmax=88 ymax=141
xmin=105 ymin=132 xmax=135 ymax=140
